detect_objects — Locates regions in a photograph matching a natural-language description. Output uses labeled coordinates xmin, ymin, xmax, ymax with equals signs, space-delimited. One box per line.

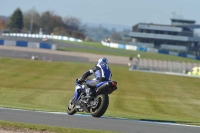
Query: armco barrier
xmin=0 ymin=39 xmax=56 ymax=50
xmin=196 ymin=56 xmax=200 ymax=60
xmin=101 ymin=41 xmax=147 ymax=52
xmin=158 ymin=49 xmax=169 ymax=54
xmin=178 ymin=53 xmax=187 ymax=58
xmin=137 ymin=46 xmax=147 ymax=51
xmin=4 ymin=40 xmax=16 ymax=46
xmin=39 ymin=43 xmax=52 ymax=49
xmin=28 ymin=42 xmax=40 ymax=48
xmin=101 ymin=41 xmax=200 ymax=60
xmin=118 ymin=44 xmax=126 ymax=49
xmin=16 ymin=41 xmax=28 ymax=47
xmin=0 ymin=40 xmax=4 ymax=45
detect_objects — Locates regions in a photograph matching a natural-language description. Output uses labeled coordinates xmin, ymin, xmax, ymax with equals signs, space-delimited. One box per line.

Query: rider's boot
xmin=86 ymin=86 xmax=97 ymax=99
xmin=85 ymin=88 xmax=96 ymax=100
xmin=85 ymin=87 xmax=92 ymax=99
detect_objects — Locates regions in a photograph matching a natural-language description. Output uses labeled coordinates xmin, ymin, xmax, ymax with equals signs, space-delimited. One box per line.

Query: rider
xmin=75 ymin=57 xmax=112 ymax=99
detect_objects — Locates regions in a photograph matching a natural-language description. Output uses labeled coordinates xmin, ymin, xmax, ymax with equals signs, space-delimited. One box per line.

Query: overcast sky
xmin=1 ymin=0 xmax=200 ymax=29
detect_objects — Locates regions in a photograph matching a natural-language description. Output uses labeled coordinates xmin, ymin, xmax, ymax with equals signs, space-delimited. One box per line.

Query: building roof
xmin=135 ymin=23 xmax=176 ymax=28
xmin=171 ymin=18 xmax=196 ymax=24
xmin=134 ymin=23 xmax=200 ymax=31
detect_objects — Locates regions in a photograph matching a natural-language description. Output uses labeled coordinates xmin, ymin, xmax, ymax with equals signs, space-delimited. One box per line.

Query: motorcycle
xmin=67 ymin=79 xmax=117 ymax=117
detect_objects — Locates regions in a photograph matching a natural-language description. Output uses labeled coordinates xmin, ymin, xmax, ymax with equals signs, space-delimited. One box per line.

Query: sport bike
xmin=67 ymin=79 xmax=117 ymax=117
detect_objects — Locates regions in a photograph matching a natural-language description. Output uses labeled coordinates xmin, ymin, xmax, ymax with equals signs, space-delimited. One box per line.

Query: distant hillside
xmin=83 ymin=22 xmax=132 ymax=31
xmin=0 ymin=15 xmax=8 ymax=20
xmin=81 ymin=22 xmax=131 ymax=42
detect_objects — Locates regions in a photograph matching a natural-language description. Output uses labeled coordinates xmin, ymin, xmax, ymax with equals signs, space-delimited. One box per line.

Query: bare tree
xmin=41 ymin=11 xmax=65 ymax=34
xmin=0 ymin=19 xmax=5 ymax=29
xmin=23 ymin=9 xmax=41 ymax=33
xmin=64 ymin=17 xmax=81 ymax=31
xmin=111 ymin=32 xmax=122 ymax=41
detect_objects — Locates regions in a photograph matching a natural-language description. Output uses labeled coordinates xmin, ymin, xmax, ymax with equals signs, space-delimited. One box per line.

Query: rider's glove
xmin=77 ymin=78 xmax=84 ymax=84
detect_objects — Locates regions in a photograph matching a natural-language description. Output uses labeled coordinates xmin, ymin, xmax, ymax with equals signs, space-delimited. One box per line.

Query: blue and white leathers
xmin=95 ymin=61 xmax=112 ymax=80
xmin=85 ymin=61 xmax=112 ymax=90
xmin=74 ymin=58 xmax=112 ymax=101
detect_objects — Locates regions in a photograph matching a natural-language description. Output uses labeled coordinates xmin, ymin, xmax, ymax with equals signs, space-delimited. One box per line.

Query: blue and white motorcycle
xmin=67 ymin=79 xmax=117 ymax=117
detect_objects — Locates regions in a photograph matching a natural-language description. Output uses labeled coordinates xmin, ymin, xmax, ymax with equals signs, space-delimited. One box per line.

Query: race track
xmin=0 ymin=44 xmax=199 ymax=133
xmin=0 ymin=45 xmax=129 ymax=66
xmin=0 ymin=108 xmax=199 ymax=133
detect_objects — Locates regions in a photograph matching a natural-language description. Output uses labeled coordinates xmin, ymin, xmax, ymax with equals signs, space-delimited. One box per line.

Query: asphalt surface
xmin=0 ymin=36 xmax=129 ymax=55
xmin=0 ymin=45 xmax=129 ymax=66
xmin=0 ymin=108 xmax=199 ymax=133
xmin=0 ymin=36 xmax=131 ymax=65
xmin=0 ymin=48 xmax=89 ymax=63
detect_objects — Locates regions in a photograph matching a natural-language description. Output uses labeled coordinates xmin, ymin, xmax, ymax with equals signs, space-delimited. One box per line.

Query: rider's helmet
xmin=98 ymin=57 xmax=108 ymax=67
xmin=98 ymin=57 xmax=108 ymax=64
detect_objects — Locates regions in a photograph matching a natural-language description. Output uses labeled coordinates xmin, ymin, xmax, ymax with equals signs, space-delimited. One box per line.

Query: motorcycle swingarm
xmin=75 ymin=101 xmax=90 ymax=113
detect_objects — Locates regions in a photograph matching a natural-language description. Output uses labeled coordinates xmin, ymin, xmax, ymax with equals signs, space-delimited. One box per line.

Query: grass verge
xmin=0 ymin=120 xmax=117 ymax=133
xmin=0 ymin=57 xmax=199 ymax=126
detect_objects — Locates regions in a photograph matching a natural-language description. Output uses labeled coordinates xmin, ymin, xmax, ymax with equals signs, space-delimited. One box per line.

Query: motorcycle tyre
xmin=90 ymin=94 xmax=109 ymax=117
xmin=66 ymin=97 xmax=77 ymax=115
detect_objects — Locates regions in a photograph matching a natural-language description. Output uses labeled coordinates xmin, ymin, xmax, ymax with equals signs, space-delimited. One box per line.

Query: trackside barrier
xmin=0 ymin=40 xmax=4 ymax=45
xmin=16 ymin=41 xmax=28 ymax=47
xmin=101 ymin=41 xmax=200 ymax=60
xmin=0 ymin=39 xmax=56 ymax=50
xmin=129 ymin=58 xmax=200 ymax=78
xmin=2 ymin=33 xmax=83 ymax=42
xmin=101 ymin=41 xmax=147 ymax=51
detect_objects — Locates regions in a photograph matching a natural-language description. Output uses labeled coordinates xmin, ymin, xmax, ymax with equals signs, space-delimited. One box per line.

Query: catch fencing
xmin=129 ymin=58 xmax=200 ymax=75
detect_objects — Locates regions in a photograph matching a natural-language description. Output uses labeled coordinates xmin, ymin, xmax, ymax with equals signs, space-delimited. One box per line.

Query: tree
xmin=64 ymin=17 xmax=81 ymax=31
xmin=0 ymin=19 xmax=5 ymax=29
xmin=23 ymin=9 xmax=41 ymax=33
xmin=41 ymin=11 xmax=65 ymax=34
xmin=48 ymin=15 xmax=65 ymax=33
xmin=111 ymin=32 xmax=122 ymax=41
xmin=9 ymin=8 xmax=24 ymax=32
xmin=53 ymin=27 xmax=69 ymax=35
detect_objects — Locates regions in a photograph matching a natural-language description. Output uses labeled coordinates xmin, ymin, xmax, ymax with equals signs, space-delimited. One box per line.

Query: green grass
xmin=0 ymin=57 xmax=200 ymax=128
xmin=57 ymin=40 xmax=104 ymax=48
xmin=55 ymin=40 xmax=200 ymax=63
xmin=0 ymin=120 xmax=117 ymax=133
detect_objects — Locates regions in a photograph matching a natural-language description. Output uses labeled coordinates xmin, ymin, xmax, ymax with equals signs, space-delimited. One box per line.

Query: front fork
xmin=74 ymin=84 xmax=85 ymax=101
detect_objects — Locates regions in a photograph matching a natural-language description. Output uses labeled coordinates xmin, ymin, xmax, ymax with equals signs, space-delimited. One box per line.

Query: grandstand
xmin=125 ymin=18 xmax=200 ymax=56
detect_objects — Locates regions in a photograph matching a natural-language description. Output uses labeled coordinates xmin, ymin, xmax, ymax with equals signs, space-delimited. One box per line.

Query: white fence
xmin=2 ymin=33 xmax=83 ymax=42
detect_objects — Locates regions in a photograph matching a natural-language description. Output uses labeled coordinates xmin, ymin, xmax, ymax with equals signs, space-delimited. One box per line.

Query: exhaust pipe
xmin=96 ymin=82 xmax=117 ymax=95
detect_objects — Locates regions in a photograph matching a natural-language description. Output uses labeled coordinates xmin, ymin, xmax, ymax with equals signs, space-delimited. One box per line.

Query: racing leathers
xmin=75 ymin=60 xmax=112 ymax=99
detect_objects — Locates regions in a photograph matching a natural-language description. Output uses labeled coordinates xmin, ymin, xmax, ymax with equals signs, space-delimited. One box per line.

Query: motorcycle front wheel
xmin=66 ymin=96 xmax=77 ymax=115
xmin=90 ymin=94 xmax=109 ymax=117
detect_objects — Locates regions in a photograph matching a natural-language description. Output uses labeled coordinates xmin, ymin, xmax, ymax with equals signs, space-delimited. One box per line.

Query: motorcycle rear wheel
xmin=90 ymin=94 xmax=109 ymax=117
xmin=66 ymin=96 xmax=77 ymax=115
